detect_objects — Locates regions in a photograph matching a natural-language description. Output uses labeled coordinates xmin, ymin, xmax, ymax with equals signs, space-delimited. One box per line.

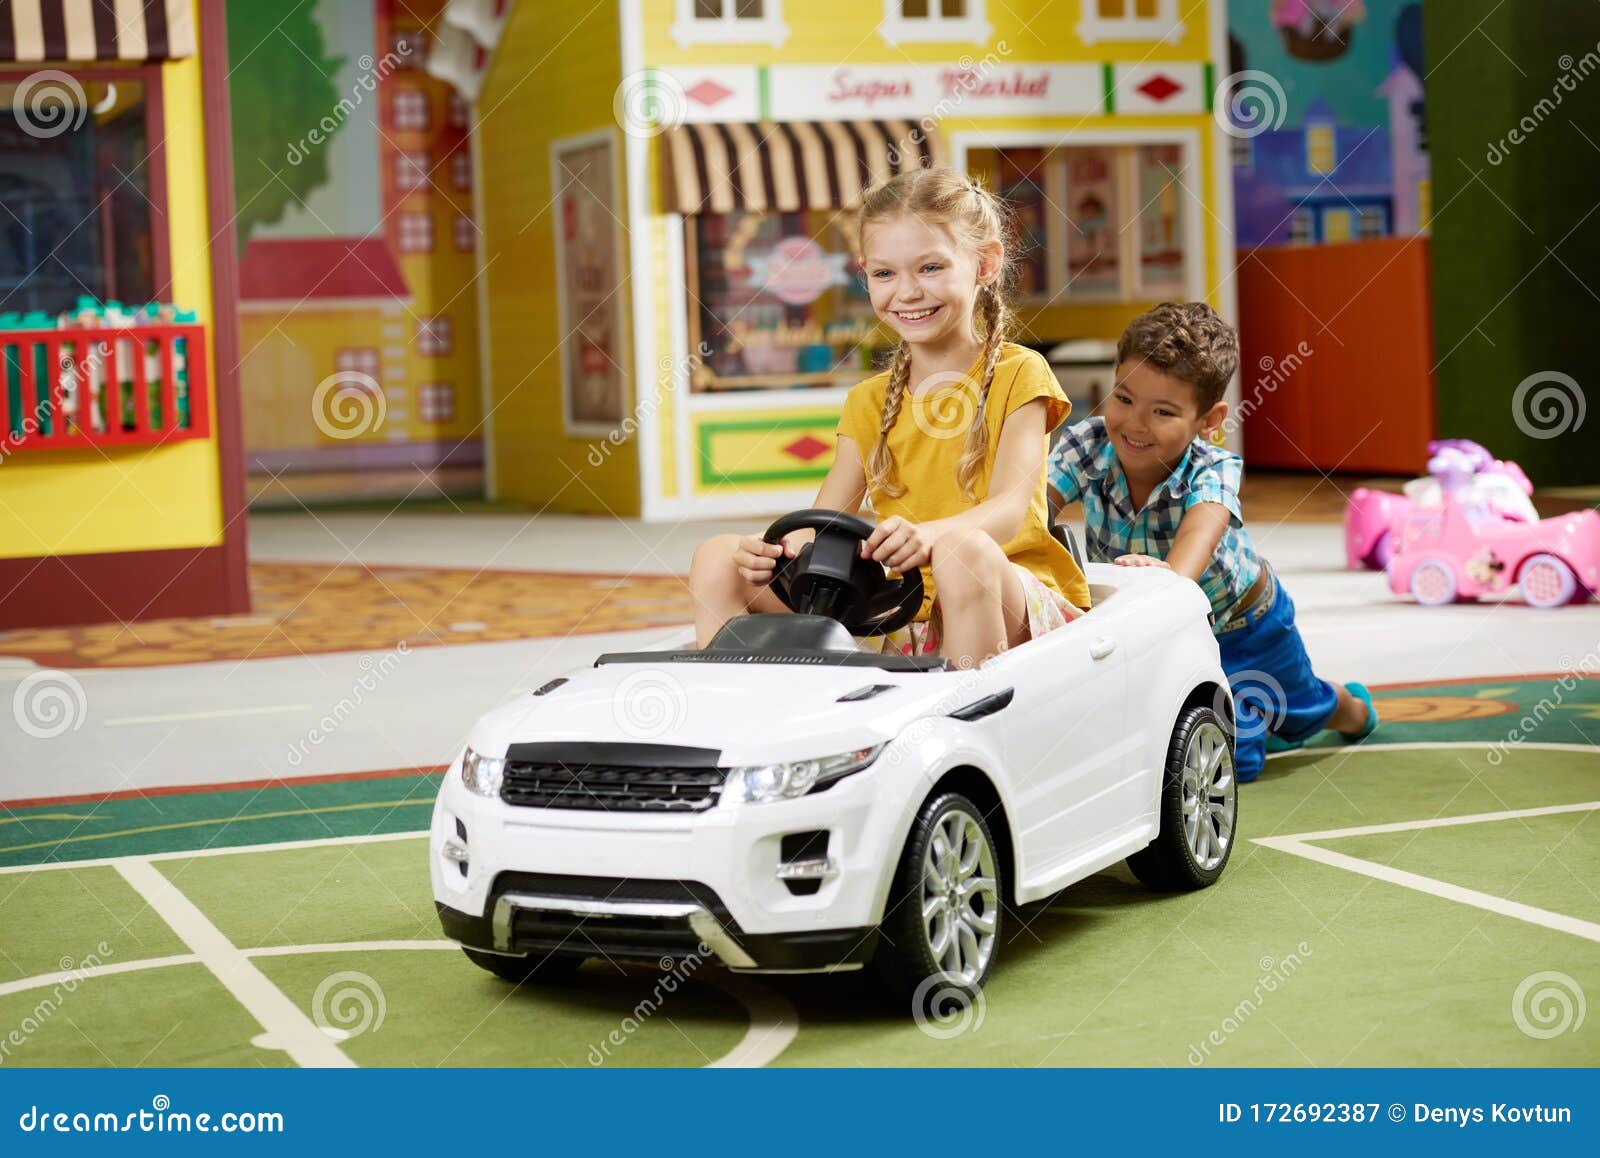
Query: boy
xmin=1046 ymin=302 xmax=1376 ymax=782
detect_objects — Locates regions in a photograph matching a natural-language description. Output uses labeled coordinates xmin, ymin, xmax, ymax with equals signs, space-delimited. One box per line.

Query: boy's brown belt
xmin=1215 ymin=563 xmax=1274 ymax=634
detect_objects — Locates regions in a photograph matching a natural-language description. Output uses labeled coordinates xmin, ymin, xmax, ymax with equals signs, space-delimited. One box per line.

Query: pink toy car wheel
xmin=1518 ymin=553 xmax=1578 ymax=609
xmin=1369 ymin=530 xmax=1393 ymax=570
xmin=1409 ymin=559 xmax=1457 ymax=606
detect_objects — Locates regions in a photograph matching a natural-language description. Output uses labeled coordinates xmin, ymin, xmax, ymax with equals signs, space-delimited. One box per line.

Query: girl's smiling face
xmin=861 ymin=214 xmax=996 ymax=349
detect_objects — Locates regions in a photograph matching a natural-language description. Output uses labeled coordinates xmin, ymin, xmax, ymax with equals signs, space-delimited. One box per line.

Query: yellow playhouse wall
xmin=639 ymin=0 xmax=1214 ymax=65
xmin=476 ymin=0 xmax=638 ymax=515
xmin=0 ymin=3 xmax=225 ymax=561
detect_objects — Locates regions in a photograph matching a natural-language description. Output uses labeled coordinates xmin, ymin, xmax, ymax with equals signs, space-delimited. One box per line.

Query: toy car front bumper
xmin=429 ymin=757 xmax=908 ymax=973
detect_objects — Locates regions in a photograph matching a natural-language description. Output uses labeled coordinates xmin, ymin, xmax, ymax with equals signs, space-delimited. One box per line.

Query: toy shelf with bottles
xmin=2 ymin=314 xmax=209 ymax=452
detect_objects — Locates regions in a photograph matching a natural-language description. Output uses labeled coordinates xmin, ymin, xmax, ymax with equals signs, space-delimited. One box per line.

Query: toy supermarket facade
xmin=471 ymin=0 xmax=1237 ymax=520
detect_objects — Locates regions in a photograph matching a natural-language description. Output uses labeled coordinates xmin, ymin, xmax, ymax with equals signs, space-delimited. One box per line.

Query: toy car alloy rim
xmin=1183 ymin=721 xmax=1235 ymax=871
xmin=922 ymin=808 xmax=998 ymax=985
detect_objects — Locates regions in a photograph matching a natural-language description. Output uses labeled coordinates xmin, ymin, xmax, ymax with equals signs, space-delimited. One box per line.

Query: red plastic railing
xmin=1 ymin=323 xmax=210 ymax=452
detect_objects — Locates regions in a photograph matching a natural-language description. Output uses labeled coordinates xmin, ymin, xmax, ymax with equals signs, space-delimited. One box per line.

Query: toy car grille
xmin=499 ymin=760 xmax=729 ymax=812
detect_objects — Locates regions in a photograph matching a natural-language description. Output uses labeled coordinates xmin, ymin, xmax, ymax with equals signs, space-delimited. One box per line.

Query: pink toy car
xmin=1344 ymin=440 xmax=1538 ymax=570
xmin=1387 ymin=493 xmax=1600 ymax=609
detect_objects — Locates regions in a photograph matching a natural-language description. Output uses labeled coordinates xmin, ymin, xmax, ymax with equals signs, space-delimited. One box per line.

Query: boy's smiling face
xmin=1104 ymin=359 xmax=1229 ymax=480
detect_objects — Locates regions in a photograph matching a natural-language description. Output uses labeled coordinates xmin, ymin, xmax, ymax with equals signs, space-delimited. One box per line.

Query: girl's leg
xmin=929 ymin=528 xmax=1029 ymax=668
xmin=688 ymin=533 xmax=789 ymax=647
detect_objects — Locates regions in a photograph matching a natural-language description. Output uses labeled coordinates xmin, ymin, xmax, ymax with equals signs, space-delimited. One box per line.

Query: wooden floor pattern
xmin=0 ymin=564 xmax=693 ymax=669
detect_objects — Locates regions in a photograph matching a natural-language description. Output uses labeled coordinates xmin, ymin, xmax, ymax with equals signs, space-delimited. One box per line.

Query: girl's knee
xmin=690 ymin=533 xmax=740 ymax=574
xmin=930 ymin=528 xmax=1004 ymax=588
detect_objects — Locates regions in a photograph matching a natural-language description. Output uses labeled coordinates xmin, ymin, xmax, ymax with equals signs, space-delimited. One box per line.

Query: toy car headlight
xmin=727 ymin=744 xmax=884 ymax=805
xmin=460 ymin=747 xmax=505 ymax=798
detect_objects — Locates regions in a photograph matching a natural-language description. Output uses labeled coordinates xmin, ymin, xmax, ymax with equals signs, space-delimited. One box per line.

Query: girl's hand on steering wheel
xmin=734 ymin=530 xmax=813 ymax=585
xmin=861 ymin=515 xmax=937 ymax=573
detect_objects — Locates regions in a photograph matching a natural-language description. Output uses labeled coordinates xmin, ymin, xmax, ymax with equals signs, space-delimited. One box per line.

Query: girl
xmin=690 ymin=166 xmax=1090 ymax=668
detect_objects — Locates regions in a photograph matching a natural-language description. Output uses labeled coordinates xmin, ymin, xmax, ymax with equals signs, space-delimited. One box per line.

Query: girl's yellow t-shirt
xmin=837 ymin=342 xmax=1092 ymax=621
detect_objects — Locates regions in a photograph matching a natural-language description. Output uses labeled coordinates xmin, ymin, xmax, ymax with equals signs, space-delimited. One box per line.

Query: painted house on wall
xmin=0 ymin=0 xmax=249 ymax=630
xmin=230 ymin=0 xmax=483 ymax=500
xmin=1233 ymin=99 xmax=1394 ymax=246
xmin=449 ymin=0 xmax=1236 ymax=520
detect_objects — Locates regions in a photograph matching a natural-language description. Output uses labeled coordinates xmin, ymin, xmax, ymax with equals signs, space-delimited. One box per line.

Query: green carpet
xmin=0 ymin=676 xmax=1594 ymax=1068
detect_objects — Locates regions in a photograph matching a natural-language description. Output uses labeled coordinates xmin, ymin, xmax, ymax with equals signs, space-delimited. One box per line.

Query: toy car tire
xmin=461 ymin=947 xmax=586 ymax=985
xmin=1126 ymin=705 xmax=1238 ymax=891
xmin=1368 ymin=530 xmax=1393 ymax=571
xmin=1518 ymin=553 xmax=1578 ymax=609
xmin=873 ymin=792 xmax=1003 ymax=1012
xmin=1409 ymin=559 xmax=1458 ymax=606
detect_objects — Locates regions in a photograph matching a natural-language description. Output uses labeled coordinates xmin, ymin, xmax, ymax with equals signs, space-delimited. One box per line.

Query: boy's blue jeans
xmin=1214 ymin=566 xmax=1338 ymax=782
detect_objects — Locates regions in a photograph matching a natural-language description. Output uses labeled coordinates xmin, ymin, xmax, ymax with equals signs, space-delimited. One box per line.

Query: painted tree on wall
xmin=226 ymin=1 xmax=344 ymax=248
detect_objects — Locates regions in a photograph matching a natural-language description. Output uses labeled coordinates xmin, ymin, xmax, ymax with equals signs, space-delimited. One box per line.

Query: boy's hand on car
xmin=734 ymin=530 xmax=813 ymax=585
xmin=861 ymin=515 xmax=936 ymax=572
xmin=1115 ymin=554 xmax=1171 ymax=569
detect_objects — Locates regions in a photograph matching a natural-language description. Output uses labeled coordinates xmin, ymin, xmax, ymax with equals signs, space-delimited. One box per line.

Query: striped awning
xmin=663 ymin=120 xmax=945 ymax=215
xmin=0 ymin=0 xmax=195 ymax=63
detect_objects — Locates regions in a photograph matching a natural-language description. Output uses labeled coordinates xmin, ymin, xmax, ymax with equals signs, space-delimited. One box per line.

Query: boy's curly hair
xmin=1116 ymin=301 xmax=1239 ymax=411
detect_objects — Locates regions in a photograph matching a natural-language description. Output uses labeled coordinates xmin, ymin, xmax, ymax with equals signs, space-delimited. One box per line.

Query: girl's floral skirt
xmin=854 ymin=563 xmax=1082 ymax=658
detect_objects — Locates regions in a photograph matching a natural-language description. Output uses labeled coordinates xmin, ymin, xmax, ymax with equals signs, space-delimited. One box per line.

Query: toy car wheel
xmin=874 ymin=792 xmax=1002 ymax=1010
xmin=1518 ymin=553 xmax=1579 ymax=609
xmin=1368 ymin=530 xmax=1393 ymax=571
xmin=1409 ymin=559 xmax=1458 ymax=606
xmin=461 ymin=947 xmax=585 ymax=985
xmin=1126 ymin=705 xmax=1237 ymax=891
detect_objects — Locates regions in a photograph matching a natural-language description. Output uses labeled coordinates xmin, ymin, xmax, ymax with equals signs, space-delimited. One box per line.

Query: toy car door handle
xmin=1089 ymin=637 xmax=1117 ymax=661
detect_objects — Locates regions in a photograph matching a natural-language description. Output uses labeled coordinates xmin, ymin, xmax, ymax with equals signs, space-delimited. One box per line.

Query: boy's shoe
xmin=1264 ymin=733 xmax=1304 ymax=754
xmin=1341 ymin=682 xmax=1380 ymax=742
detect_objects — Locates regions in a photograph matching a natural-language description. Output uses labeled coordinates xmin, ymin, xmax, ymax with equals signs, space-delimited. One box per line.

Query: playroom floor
xmin=1 ymin=490 xmax=1596 ymax=1068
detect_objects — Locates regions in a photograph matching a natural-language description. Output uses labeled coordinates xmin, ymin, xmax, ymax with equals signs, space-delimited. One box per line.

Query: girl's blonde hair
xmin=857 ymin=166 xmax=1014 ymax=503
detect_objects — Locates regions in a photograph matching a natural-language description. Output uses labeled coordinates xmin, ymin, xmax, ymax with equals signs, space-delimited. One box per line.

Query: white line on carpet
xmin=103 ymin=704 xmax=313 ymax=726
xmin=114 ymin=859 xmax=355 ymax=1068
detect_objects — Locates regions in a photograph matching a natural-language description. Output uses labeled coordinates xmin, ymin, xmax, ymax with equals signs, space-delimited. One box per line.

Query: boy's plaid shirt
xmin=1047 ymin=417 xmax=1262 ymax=625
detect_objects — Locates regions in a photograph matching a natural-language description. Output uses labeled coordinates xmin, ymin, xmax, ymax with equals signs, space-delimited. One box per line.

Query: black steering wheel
xmin=763 ymin=509 xmax=924 ymax=637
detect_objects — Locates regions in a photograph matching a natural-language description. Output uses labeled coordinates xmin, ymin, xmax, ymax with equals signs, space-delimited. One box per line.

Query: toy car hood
xmin=463 ymin=660 xmax=992 ymax=768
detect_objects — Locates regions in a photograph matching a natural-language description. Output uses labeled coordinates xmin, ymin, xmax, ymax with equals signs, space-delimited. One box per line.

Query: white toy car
xmin=430 ymin=510 xmax=1237 ymax=1010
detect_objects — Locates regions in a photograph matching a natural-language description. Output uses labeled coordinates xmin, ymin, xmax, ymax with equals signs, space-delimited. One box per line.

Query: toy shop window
xmin=0 ymin=71 xmax=168 ymax=316
xmin=1077 ymin=0 xmax=1184 ymax=44
xmin=686 ymin=210 xmax=890 ymax=394
xmin=674 ymin=0 xmax=789 ymax=47
xmin=880 ymin=1 xmax=993 ymax=45
xmin=965 ymin=141 xmax=1193 ymax=304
